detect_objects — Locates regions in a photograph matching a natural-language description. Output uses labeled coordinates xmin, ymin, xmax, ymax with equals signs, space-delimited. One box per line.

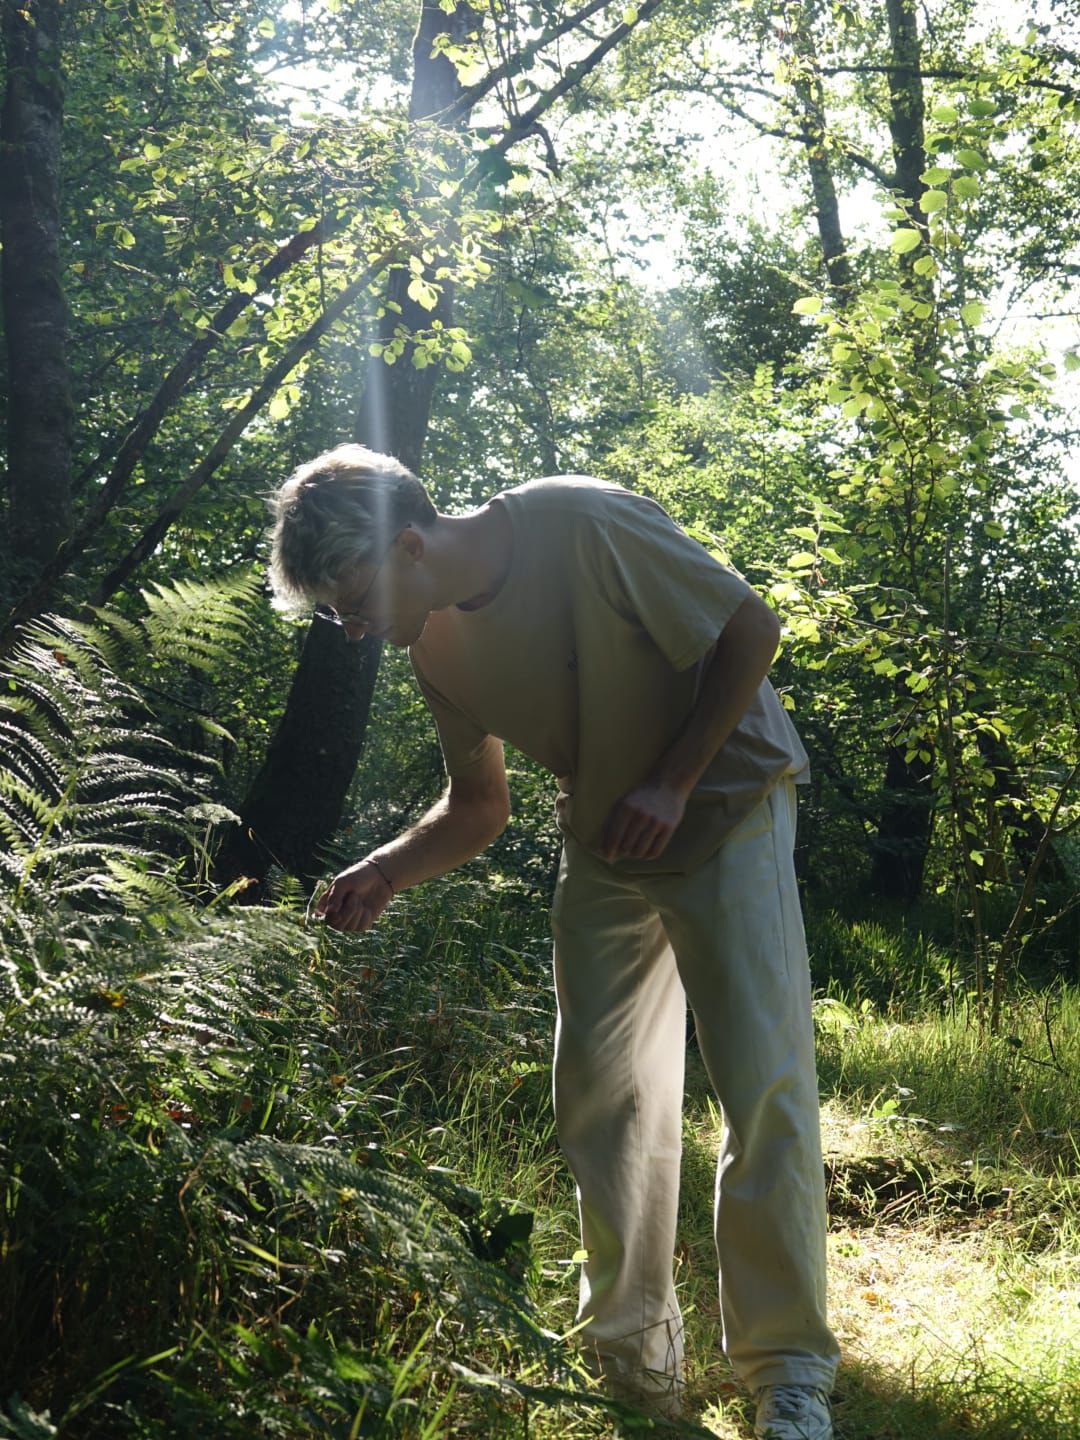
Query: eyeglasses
xmin=313 ymin=536 xmax=396 ymax=631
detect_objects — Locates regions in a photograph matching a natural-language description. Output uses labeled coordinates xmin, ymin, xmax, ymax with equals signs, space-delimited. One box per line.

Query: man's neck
xmin=431 ymin=502 xmax=513 ymax=612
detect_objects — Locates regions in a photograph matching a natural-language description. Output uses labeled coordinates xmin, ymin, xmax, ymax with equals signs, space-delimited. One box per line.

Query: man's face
xmin=319 ymin=528 xmax=433 ymax=648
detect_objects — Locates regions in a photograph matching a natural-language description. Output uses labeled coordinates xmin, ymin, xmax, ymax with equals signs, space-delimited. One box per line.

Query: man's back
xmin=409 ymin=476 xmax=808 ymax=872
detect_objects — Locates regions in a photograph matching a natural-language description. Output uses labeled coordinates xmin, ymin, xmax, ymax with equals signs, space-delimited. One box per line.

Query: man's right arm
xmin=315 ymin=744 xmax=510 ymax=933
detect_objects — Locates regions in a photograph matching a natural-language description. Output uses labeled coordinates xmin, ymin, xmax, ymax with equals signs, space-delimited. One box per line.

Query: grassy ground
xmin=419 ymin=911 xmax=1080 ymax=1439
xmin=3 ymin=880 xmax=1076 ymax=1437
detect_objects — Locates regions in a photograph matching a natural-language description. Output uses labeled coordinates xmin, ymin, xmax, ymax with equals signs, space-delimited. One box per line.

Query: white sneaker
xmin=754 ymin=1384 xmax=833 ymax=1440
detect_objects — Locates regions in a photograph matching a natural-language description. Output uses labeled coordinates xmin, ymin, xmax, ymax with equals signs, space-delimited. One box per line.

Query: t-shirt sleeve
xmin=594 ymin=493 xmax=753 ymax=671
xmin=410 ymin=660 xmax=502 ymax=777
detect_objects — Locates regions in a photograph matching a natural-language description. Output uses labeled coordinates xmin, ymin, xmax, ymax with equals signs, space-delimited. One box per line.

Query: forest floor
xmin=439 ymin=976 xmax=1080 ymax=1439
xmin=682 ymin=1083 xmax=1078 ymax=1439
xmin=6 ymin=879 xmax=1076 ymax=1438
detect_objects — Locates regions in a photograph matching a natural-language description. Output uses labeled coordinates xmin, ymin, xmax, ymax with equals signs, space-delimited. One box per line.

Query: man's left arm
xmin=600 ymin=592 xmax=781 ymax=862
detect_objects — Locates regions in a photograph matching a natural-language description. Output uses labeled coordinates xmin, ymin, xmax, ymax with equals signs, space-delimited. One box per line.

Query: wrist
xmin=652 ymin=750 xmax=702 ymax=801
xmin=363 ymin=854 xmax=395 ymax=897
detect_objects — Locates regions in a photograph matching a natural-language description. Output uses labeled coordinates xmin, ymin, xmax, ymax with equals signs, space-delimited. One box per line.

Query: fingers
xmin=602 ymin=802 xmax=636 ymax=859
xmin=602 ymin=783 xmax=687 ymax=861
xmin=601 ymin=800 xmax=669 ymax=861
xmin=315 ymin=871 xmax=389 ymax=933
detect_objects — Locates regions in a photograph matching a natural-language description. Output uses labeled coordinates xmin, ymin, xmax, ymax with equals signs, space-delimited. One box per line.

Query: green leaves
xmin=793 ymin=296 xmax=823 ymax=315
xmin=892 ymin=228 xmax=922 ymax=254
xmin=406 ymin=276 xmax=440 ymax=311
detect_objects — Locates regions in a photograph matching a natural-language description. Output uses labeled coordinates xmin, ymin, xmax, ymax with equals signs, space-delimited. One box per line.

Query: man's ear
xmin=398 ymin=525 xmax=425 ymax=563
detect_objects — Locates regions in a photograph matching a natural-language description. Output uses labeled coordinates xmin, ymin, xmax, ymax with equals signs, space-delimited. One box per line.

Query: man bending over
xmin=269 ymin=444 xmax=839 ymax=1439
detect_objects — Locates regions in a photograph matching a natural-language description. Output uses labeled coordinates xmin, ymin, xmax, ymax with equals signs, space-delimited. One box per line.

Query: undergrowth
xmin=1 ymin=602 xmax=1076 ymax=1438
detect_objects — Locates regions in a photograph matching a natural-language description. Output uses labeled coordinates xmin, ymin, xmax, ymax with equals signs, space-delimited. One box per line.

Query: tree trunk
xmin=869 ymin=745 xmax=935 ymax=902
xmin=217 ymin=2 xmax=477 ymax=893
xmin=0 ymin=0 xmax=72 ymax=579
xmin=214 ymin=620 xmax=383 ymax=889
xmin=884 ymin=0 xmax=927 ymax=217
xmin=868 ymin=0 xmax=936 ymax=903
xmin=976 ymin=728 xmax=1067 ymax=886
xmin=786 ymin=11 xmax=854 ymax=302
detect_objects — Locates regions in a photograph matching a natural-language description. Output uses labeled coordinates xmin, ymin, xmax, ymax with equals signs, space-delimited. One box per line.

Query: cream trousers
xmin=551 ymin=779 xmax=840 ymax=1401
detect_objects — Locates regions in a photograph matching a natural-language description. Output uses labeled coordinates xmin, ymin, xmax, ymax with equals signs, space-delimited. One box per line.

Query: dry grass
xmin=662 ymin=1065 xmax=1080 ymax=1440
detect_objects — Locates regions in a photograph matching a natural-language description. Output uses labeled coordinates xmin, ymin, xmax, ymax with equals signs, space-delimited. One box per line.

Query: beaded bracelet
xmin=364 ymin=856 xmax=395 ymax=896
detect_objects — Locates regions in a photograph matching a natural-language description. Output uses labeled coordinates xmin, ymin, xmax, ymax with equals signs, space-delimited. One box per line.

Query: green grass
xmin=2 ymin=877 xmax=1077 ymax=1438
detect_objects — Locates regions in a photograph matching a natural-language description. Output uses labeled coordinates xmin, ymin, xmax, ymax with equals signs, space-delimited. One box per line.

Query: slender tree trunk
xmin=868 ymin=0 xmax=936 ymax=903
xmin=786 ymin=8 xmax=854 ymax=301
xmin=1 ymin=221 xmax=332 ymax=641
xmin=884 ymin=0 xmax=927 ymax=219
xmin=0 ymin=0 xmax=72 ymax=578
xmin=781 ymin=8 xmax=931 ymax=902
xmin=869 ymin=746 xmax=935 ymax=901
xmin=217 ymin=2 xmax=478 ymax=892
xmin=976 ymin=728 xmax=1066 ymax=885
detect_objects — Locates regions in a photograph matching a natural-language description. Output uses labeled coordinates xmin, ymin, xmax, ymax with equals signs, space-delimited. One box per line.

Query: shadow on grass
xmin=671 ymin=1349 xmax=1075 ymax=1440
xmin=827 ymin=1349 xmax=1077 ymax=1440
xmin=675 ymin=1060 xmax=1076 ymax=1440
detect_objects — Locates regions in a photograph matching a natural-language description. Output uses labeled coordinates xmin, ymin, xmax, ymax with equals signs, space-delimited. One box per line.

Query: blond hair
xmin=269 ymin=444 xmax=437 ymax=606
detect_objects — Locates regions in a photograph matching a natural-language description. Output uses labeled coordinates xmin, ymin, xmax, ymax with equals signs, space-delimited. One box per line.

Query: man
xmin=269 ymin=444 xmax=840 ymax=1439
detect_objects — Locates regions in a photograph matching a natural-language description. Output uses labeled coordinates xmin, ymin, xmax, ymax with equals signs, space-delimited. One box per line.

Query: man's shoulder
xmin=499 ymin=476 xmax=660 ymax=527
xmin=500 ymin=475 xmax=619 ymax=506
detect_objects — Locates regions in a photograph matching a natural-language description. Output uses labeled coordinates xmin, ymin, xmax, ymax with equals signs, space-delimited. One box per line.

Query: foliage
xmin=0 ymin=608 xmax=599 ymax=1436
xmin=0 ymin=603 xmax=1076 ymax=1436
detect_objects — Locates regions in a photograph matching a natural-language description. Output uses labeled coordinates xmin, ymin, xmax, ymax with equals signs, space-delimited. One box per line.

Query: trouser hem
xmin=747 ymin=1362 xmax=838 ymax=1395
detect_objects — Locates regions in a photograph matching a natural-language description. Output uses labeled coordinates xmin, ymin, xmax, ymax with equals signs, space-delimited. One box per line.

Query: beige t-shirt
xmin=409 ymin=478 xmax=809 ymax=874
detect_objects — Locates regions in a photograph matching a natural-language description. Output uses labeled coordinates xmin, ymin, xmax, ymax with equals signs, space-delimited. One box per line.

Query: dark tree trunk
xmin=214 ymin=621 xmax=383 ymax=889
xmin=868 ymin=0 xmax=936 ymax=903
xmin=884 ymin=0 xmax=927 ymax=216
xmin=356 ymin=1 xmax=474 ymax=463
xmin=0 ymin=0 xmax=72 ymax=578
xmin=976 ymin=728 xmax=1067 ymax=886
xmin=787 ymin=12 xmax=854 ymax=302
xmin=1 ymin=221 xmax=332 ymax=642
xmin=869 ymin=746 xmax=935 ymax=902
xmin=217 ymin=3 xmax=477 ymax=893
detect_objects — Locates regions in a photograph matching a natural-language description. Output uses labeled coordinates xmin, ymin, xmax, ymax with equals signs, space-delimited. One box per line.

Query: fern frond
xmin=138 ymin=569 xmax=261 ymax=673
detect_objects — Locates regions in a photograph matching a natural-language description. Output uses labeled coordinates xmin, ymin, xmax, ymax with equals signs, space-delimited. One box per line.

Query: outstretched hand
xmin=600 ymin=779 xmax=687 ymax=862
xmin=315 ymin=859 xmax=394 ymax=933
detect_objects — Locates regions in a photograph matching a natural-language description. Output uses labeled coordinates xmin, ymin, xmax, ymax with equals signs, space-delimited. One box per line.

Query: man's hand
xmin=315 ymin=858 xmax=394 ymax=933
xmin=600 ymin=780 xmax=688 ymax=862
xmin=598 ymin=595 xmax=781 ymax=865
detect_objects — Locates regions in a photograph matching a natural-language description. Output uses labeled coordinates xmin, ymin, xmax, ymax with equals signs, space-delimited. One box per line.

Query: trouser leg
xmin=551 ymin=841 xmax=686 ymax=1405
xmin=650 ymin=781 xmax=840 ymax=1394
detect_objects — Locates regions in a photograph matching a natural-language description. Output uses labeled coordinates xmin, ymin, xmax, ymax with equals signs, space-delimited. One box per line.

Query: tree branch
xmin=990 ymin=757 xmax=1080 ymax=1032
xmin=816 ymin=61 xmax=1077 ymax=99
xmin=1 ymin=221 xmax=330 ymax=643
xmin=88 ymin=247 xmax=401 ymax=609
xmin=443 ymin=0 xmax=616 ymax=125
xmin=481 ymin=0 xmax=668 ymax=163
